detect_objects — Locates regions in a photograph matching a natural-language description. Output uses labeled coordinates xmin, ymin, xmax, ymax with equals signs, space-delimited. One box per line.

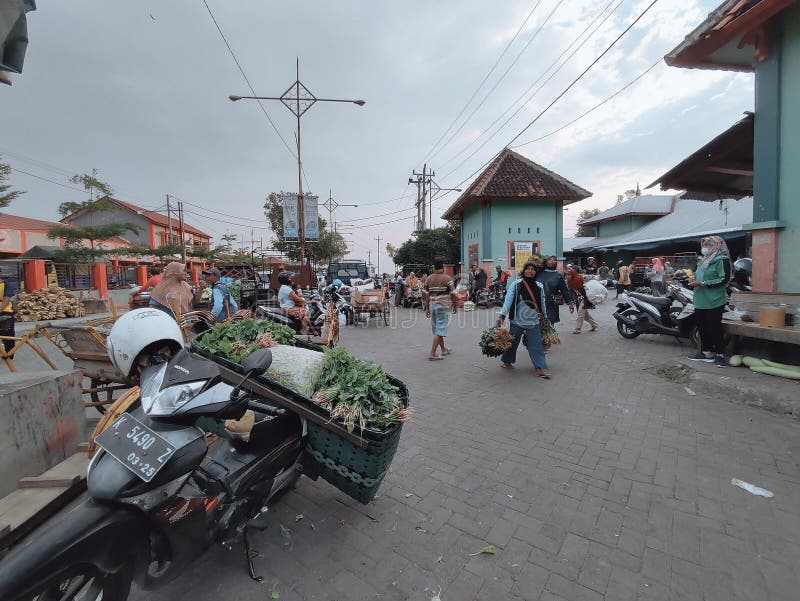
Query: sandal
xmin=572 ymin=331 xmax=581 ymax=334
xmin=442 ymin=348 xmax=452 ymax=356
xmin=428 ymin=356 xmax=443 ymax=361
xmin=501 ymin=362 xmax=514 ymax=369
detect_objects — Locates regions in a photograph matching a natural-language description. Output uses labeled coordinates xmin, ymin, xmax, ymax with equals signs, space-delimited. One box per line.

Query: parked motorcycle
xmin=403 ymin=285 xmax=424 ymax=309
xmin=323 ymin=283 xmax=355 ymax=325
xmin=487 ymin=284 xmax=506 ymax=307
xmin=472 ymin=287 xmax=489 ymax=308
xmin=613 ymin=281 xmax=700 ymax=347
xmin=0 ymin=309 xmax=304 ymax=601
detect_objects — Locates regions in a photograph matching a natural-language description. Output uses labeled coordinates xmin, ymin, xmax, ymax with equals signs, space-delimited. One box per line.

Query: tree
xmin=48 ymin=172 xmax=138 ymax=261
xmin=385 ymin=243 xmax=397 ymax=261
xmin=393 ymin=222 xmax=461 ymax=267
xmin=576 ymin=208 xmax=602 ymax=237
xmin=0 ymin=157 xmax=25 ymax=208
xmin=615 ymin=183 xmax=641 ymax=205
xmin=219 ymin=233 xmax=238 ymax=252
xmin=263 ymin=192 xmax=348 ymax=265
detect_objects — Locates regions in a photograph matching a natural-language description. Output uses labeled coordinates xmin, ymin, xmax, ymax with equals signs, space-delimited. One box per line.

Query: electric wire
xmin=419 ymin=0 xmax=544 ymax=166
xmin=438 ymin=0 xmax=623 ymax=176
xmin=437 ymin=0 xmax=661 ymax=201
xmin=428 ymin=0 xmax=564 ymax=165
xmin=511 ymin=57 xmax=663 ymax=148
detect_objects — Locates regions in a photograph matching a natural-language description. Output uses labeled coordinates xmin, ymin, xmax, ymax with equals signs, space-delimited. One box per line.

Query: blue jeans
xmin=500 ymin=322 xmax=547 ymax=370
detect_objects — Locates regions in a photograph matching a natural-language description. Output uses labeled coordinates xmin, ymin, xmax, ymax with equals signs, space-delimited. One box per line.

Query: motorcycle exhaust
xmin=613 ymin=311 xmax=637 ymax=328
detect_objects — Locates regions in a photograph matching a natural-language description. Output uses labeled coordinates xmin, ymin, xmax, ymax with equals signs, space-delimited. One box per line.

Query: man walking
xmin=423 ymin=257 xmax=457 ymax=361
xmin=536 ymin=255 xmax=574 ymax=325
xmin=615 ymin=260 xmax=631 ymax=298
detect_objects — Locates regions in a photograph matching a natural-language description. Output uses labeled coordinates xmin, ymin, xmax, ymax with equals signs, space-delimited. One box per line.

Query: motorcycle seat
xmin=629 ymin=292 xmax=672 ymax=308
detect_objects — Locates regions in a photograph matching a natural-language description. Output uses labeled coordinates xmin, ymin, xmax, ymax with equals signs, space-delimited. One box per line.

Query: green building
xmin=654 ymin=0 xmax=800 ymax=293
xmin=442 ymin=148 xmax=591 ymax=278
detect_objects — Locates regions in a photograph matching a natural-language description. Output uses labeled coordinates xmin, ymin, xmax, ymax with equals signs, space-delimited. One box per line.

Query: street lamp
xmin=229 ymin=59 xmax=365 ymax=269
xmin=429 ymin=183 xmax=462 ymax=228
xmin=323 ymin=190 xmax=358 ymax=234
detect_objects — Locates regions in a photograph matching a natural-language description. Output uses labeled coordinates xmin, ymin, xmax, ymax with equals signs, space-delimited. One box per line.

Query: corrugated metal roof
xmin=562 ymin=237 xmax=595 ymax=253
xmin=574 ymin=197 xmax=752 ymax=251
xmin=579 ymin=195 xmax=675 ymax=226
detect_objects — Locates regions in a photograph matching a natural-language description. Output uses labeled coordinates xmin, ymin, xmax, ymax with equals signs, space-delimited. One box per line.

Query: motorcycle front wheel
xmin=13 ymin=564 xmax=132 ymax=601
xmin=616 ymin=309 xmax=641 ymax=339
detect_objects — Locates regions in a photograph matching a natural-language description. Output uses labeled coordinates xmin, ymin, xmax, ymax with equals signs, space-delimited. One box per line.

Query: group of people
xmin=423 ymin=255 xmax=602 ymax=376
xmin=134 ymin=261 xmax=239 ymax=325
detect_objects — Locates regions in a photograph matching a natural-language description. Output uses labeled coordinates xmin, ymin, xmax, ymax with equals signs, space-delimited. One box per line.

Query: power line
xmin=438 ymin=0 xmax=622 ymax=175
xmin=9 ymin=167 xmax=86 ymax=193
xmin=439 ymin=0 xmax=661 ymax=198
xmin=201 ymin=0 xmax=296 ymax=161
xmin=511 ymin=58 xmax=663 ymax=149
xmin=419 ymin=0 xmax=544 ymax=165
xmin=428 ymin=0 xmax=563 ymax=165
xmin=347 ymin=215 xmax=415 ymax=229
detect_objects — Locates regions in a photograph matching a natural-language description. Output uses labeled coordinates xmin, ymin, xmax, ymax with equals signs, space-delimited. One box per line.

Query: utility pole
xmin=409 ymin=164 xmax=435 ymax=233
xmin=375 ymin=235 xmax=382 ymax=276
xmin=177 ymin=201 xmax=186 ymax=262
xmin=166 ymin=194 xmax=173 ymax=245
xmin=367 ymin=249 xmax=372 ymax=274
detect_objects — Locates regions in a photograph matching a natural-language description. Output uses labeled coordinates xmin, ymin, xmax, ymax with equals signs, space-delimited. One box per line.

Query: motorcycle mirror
xmin=243 ymin=348 xmax=272 ymax=376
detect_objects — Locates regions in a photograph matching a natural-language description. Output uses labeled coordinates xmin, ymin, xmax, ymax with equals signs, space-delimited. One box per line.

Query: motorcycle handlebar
xmin=247 ymin=400 xmax=286 ymax=417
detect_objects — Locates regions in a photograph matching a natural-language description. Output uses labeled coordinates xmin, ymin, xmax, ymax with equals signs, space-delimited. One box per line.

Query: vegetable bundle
xmin=313 ymin=346 xmax=410 ymax=433
xmin=194 ymin=319 xmax=296 ymax=364
xmin=479 ymin=327 xmax=513 ymax=357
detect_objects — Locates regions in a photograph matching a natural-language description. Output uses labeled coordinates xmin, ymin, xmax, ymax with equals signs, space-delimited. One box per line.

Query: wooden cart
xmin=350 ymin=288 xmax=391 ymax=326
xmin=45 ymin=325 xmax=135 ymax=413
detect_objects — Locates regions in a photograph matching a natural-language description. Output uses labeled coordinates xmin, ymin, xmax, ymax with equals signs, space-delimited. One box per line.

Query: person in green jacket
xmin=687 ymin=235 xmax=731 ymax=367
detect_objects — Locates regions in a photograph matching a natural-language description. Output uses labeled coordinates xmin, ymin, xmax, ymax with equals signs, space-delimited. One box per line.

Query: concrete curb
xmin=670 ymin=358 xmax=800 ymax=419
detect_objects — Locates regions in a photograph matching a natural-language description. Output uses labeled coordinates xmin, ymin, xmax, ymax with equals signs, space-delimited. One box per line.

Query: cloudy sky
xmin=2 ymin=0 xmax=753 ymax=269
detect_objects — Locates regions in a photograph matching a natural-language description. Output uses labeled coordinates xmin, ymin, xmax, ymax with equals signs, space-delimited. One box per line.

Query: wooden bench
xmin=724 ymin=291 xmax=800 ymax=346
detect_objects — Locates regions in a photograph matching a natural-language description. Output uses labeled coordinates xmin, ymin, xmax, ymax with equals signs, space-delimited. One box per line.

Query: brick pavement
xmin=83 ymin=301 xmax=800 ymax=600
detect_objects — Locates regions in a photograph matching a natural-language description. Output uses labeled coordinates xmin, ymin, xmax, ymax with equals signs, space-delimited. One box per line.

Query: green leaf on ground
xmin=270 ymin=582 xmax=280 ymax=598
xmin=279 ymin=524 xmax=292 ymax=539
xmin=469 ymin=545 xmax=497 ymax=556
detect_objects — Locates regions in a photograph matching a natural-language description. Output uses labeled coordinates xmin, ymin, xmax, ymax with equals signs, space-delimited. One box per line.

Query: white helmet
xmin=106 ymin=308 xmax=184 ymax=378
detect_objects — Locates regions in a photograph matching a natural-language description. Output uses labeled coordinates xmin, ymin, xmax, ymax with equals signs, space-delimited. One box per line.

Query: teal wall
xmin=596 ymin=215 xmax=658 ymax=237
xmin=778 ymin=4 xmax=800 ymax=291
xmin=458 ymin=199 xmax=563 ymax=272
xmin=461 ymin=202 xmax=483 ymax=267
xmin=489 ymin=200 xmax=559 ymax=273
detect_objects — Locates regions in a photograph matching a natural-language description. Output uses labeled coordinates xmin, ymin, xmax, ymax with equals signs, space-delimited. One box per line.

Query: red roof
xmin=61 ymin=196 xmax=210 ymax=239
xmin=0 ymin=212 xmax=62 ymax=231
xmin=442 ymin=148 xmax=591 ymax=220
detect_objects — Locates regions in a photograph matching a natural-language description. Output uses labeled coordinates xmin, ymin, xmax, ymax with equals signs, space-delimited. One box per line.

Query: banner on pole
xmin=282 ymin=194 xmax=299 ymax=239
xmin=303 ymin=194 xmax=319 ymax=241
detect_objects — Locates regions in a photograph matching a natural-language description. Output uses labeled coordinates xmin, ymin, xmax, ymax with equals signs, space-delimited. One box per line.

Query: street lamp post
xmin=323 ymin=190 xmax=358 ymax=234
xmin=429 ymin=182 xmax=462 ymax=228
xmin=230 ymin=60 xmax=365 ymax=268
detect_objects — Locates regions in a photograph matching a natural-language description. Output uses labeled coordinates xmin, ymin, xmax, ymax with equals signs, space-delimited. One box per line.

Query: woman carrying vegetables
xmin=687 ymin=235 xmax=731 ymax=367
xmin=496 ymin=260 xmax=551 ymax=378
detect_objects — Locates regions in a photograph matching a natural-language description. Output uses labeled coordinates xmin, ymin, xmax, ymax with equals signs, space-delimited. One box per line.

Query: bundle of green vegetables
xmin=195 ymin=319 xmax=296 ymax=364
xmin=313 ymin=346 xmax=410 ymax=433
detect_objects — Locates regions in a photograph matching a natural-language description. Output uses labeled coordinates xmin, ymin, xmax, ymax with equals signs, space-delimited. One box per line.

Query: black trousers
xmin=0 ymin=314 xmax=15 ymax=356
xmin=696 ymin=305 xmax=725 ymax=354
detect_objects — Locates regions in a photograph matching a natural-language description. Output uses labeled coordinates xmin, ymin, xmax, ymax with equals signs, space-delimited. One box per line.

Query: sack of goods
xmin=584 ymin=279 xmax=608 ymax=306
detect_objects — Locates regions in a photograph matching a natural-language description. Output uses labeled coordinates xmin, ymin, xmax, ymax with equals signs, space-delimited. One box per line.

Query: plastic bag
xmin=265 ymin=345 xmax=326 ymax=398
xmin=584 ymin=279 xmax=608 ymax=306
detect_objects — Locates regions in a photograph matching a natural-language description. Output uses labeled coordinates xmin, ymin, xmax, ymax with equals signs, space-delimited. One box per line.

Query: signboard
xmin=282 ymin=194 xmax=299 ymax=239
xmin=303 ymin=194 xmax=319 ymax=240
xmin=511 ymin=242 xmax=534 ymax=269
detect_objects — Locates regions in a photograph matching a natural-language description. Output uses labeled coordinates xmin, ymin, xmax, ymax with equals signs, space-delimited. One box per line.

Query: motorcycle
xmin=0 ymin=346 xmax=304 ymax=601
xmin=472 ymin=287 xmax=489 ymax=308
xmin=613 ymin=281 xmax=700 ymax=347
xmin=487 ymin=283 xmax=506 ymax=307
xmin=403 ymin=285 xmax=423 ymax=309
xmin=323 ymin=284 xmax=355 ymax=325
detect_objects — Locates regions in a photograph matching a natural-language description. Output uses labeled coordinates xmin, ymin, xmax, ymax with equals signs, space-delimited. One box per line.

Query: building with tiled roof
xmin=60 ymin=196 xmax=211 ymax=251
xmin=441 ymin=148 xmax=591 ymax=273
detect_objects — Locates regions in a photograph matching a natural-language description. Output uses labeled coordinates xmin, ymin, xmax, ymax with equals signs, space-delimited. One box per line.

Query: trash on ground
xmin=684 ymin=387 xmax=696 ymax=396
xmin=731 ymin=478 xmax=774 ymax=498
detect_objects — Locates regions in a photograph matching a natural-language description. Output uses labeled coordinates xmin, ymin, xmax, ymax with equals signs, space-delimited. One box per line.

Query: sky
xmin=2 ymin=0 xmax=754 ymax=271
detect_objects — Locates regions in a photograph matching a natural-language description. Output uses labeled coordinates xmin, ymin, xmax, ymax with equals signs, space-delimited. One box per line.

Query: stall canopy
xmin=648 ymin=112 xmax=753 ymax=201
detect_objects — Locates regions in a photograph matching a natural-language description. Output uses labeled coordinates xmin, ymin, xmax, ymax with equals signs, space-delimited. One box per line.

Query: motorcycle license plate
xmin=94 ymin=414 xmax=177 ymax=482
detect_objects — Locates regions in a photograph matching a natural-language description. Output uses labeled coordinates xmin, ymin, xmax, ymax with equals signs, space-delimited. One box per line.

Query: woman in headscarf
xmin=649 ymin=257 xmax=666 ymax=295
xmin=566 ymin=267 xmax=598 ymax=334
xmin=496 ymin=260 xmax=551 ymax=378
xmin=687 ymin=236 xmax=731 ymax=367
xmin=149 ymin=262 xmax=194 ymax=317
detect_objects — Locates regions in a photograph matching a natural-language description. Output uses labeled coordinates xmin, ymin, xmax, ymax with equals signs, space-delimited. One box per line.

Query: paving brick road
xmin=35 ymin=299 xmax=800 ymax=600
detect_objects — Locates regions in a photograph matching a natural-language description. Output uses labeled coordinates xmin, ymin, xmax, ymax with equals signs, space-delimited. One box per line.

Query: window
xmin=517 ymin=227 xmax=521 ymax=234
xmin=527 ymin=227 xmax=530 ymax=234
xmin=508 ymin=227 xmax=511 ymax=234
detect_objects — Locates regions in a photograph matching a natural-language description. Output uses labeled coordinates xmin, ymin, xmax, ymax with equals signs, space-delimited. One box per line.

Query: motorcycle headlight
xmin=139 ymin=363 xmax=167 ymax=412
xmin=144 ymin=380 xmax=205 ymax=416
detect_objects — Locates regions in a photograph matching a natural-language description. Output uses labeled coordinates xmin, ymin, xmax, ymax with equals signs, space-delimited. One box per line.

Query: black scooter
xmin=0 ymin=347 xmax=304 ymax=601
